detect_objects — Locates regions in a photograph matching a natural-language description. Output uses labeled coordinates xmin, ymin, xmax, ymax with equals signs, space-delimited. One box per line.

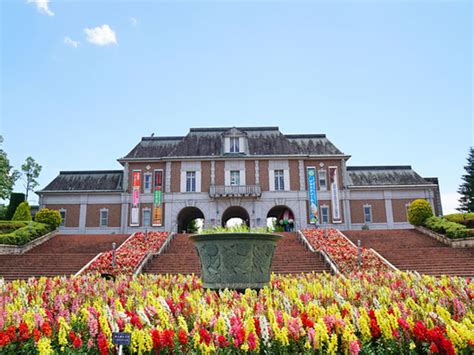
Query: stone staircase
xmin=144 ymin=232 xmax=330 ymax=275
xmin=344 ymin=229 xmax=474 ymax=277
xmin=0 ymin=234 xmax=129 ymax=281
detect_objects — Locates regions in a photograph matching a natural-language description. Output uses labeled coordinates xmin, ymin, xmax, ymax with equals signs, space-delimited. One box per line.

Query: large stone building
xmin=37 ymin=127 xmax=442 ymax=233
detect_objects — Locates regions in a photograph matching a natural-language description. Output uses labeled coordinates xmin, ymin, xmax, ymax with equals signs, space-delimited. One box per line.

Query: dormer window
xmin=230 ymin=137 xmax=240 ymax=153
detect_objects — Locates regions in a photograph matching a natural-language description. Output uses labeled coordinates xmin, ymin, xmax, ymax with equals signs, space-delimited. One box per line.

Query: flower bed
xmin=302 ymin=229 xmax=391 ymax=274
xmin=82 ymin=231 xmax=169 ymax=275
xmin=0 ymin=272 xmax=472 ymax=354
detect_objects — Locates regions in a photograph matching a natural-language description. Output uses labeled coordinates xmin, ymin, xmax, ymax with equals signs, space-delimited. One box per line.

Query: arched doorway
xmin=267 ymin=205 xmax=295 ymax=232
xmin=177 ymin=207 xmax=205 ymax=233
xmin=221 ymin=206 xmax=250 ymax=228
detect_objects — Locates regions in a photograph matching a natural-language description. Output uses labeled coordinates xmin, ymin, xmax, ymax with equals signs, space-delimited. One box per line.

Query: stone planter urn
xmin=189 ymin=232 xmax=282 ymax=290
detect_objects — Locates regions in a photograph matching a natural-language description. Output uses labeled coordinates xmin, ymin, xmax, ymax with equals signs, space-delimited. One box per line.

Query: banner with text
xmin=130 ymin=171 xmax=141 ymax=226
xmin=152 ymin=170 xmax=163 ymax=226
xmin=329 ymin=166 xmax=342 ymax=223
xmin=306 ymin=167 xmax=319 ymax=224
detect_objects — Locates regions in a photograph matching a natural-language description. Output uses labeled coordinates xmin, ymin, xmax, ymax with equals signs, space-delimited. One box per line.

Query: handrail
xmin=74 ymin=252 xmax=103 ymax=277
xmin=370 ymin=248 xmax=398 ymax=272
xmin=319 ymin=249 xmax=344 ymax=278
xmin=297 ymin=230 xmax=342 ymax=277
xmin=134 ymin=232 xmax=176 ymax=275
xmin=297 ymin=230 xmax=315 ymax=252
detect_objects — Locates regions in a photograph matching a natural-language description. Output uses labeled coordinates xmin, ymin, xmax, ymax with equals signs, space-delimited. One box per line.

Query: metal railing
xmin=209 ymin=184 xmax=262 ymax=198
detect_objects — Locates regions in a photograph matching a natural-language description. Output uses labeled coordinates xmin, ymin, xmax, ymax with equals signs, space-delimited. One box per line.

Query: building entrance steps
xmin=143 ymin=231 xmax=331 ymax=275
xmin=0 ymin=234 xmax=129 ymax=281
xmin=343 ymin=229 xmax=474 ymax=277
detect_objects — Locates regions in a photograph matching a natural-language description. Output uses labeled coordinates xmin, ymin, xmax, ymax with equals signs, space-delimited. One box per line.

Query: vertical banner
xmin=152 ymin=170 xmax=163 ymax=226
xmin=130 ymin=170 xmax=141 ymax=226
xmin=329 ymin=166 xmax=342 ymax=223
xmin=306 ymin=167 xmax=319 ymax=224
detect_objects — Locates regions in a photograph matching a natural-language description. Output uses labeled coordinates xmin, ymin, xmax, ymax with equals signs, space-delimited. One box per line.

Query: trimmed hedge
xmin=444 ymin=213 xmax=474 ymax=228
xmin=35 ymin=208 xmax=62 ymax=229
xmin=424 ymin=216 xmax=472 ymax=239
xmin=0 ymin=222 xmax=52 ymax=246
xmin=407 ymin=199 xmax=433 ymax=226
xmin=12 ymin=201 xmax=32 ymax=221
xmin=5 ymin=193 xmax=25 ymax=220
xmin=0 ymin=221 xmax=27 ymax=234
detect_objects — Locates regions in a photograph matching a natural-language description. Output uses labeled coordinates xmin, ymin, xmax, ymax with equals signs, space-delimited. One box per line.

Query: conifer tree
xmin=457 ymin=147 xmax=474 ymax=213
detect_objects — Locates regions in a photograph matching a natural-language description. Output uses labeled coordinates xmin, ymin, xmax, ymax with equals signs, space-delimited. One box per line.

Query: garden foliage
xmin=0 ymin=221 xmax=51 ymax=245
xmin=12 ymin=201 xmax=32 ymax=221
xmin=407 ymin=199 xmax=433 ymax=226
xmin=34 ymin=208 xmax=62 ymax=229
xmin=444 ymin=213 xmax=474 ymax=228
xmin=0 ymin=273 xmax=472 ymax=354
xmin=424 ymin=216 xmax=472 ymax=239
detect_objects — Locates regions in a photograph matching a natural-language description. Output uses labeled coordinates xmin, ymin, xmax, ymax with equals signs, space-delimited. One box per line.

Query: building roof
xmin=346 ymin=166 xmax=433 ymax=187
xmin=121 ymin=127 xmax=344 ymax=159
xmin=39 ymin=170 xmax=124 ymax=192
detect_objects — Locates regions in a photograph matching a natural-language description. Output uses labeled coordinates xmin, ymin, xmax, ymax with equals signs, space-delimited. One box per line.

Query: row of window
xmin=135 ymin=167 xmax=331 ymax=193
xmin=58 ymin=209 xmax=109 ymax=227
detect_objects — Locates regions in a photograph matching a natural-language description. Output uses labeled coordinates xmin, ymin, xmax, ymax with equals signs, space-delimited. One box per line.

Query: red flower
xmin=97 ymin=332 xmax=108 ymax=355
xmin=301 ymin=312 xmax=314 ymax=328
xmin=199 ymin=329 xmax=212 ymax=346
xmin=430 ymin=342 xmax=439 ymax=353
xmin=6 ymin=326 xmax=16 ymax=342
xmin=33 ymin=329 xmax=41 ymax=342
xmin=247 ymin=332 xmax=257 ymax=351
xmin=178 ymin=328 xmax=188 ymax=346
xmin=41 ymin=322 xmax=52 ymax=337
xmin=253 ymin=317 xmax=262 ymax=336
xmin=19 ymin=322 xmax=30 ymax=341
xmin=412 ymin=321 xmax=428 ymax=342
xmin=151 ymin=329 xmax=161 ymax=349
xmin=161 ymin=329 xmax=174 ymax=349
xmin=0 ymin=331 xmax=10 ymax=346
xmin=217 ymin=335 xmax=229 ymax=348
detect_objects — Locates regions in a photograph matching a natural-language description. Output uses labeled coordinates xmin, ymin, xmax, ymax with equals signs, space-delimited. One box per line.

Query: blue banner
xmin=307 ymin=167 xmax=319 ymax=224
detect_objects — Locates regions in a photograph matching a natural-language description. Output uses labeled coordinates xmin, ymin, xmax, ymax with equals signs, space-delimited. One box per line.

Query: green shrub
xmin=5 ymin=192 xmax=25 ymax=220
xmin=424 ymin=216 xmax=470 ymax=238
xmin=407 ymin=199 xmax=433 ymax=226
xmin=0 ymin=221 xmax=27 ymax=234
xmin=12 ymin=201 xmax=32 ymax=221
xmin=0 ymin=221 xmax=52 ymax=245
xmin=444 ymin=213 xmax=474 ymax=228
xmin=34 ymin=208 xmax=62 ymax=229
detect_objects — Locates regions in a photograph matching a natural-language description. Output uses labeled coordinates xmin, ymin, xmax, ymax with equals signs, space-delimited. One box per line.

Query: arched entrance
xmin=267 ymin=205 xmax=295 ymax=232
xmin=177 ymin=207 xmax=204 ymax=233
xmin=221 ymin=206 xmax=250 ymax=228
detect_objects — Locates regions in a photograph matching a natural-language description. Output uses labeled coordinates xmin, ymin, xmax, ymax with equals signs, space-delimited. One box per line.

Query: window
xmin=274 ymin=170 xmax=285 ymax=191
xmin=100 ymin=209 xmax=109 ymax=227
xmin=230 ymin=137 xmax=240 ymax=153
xmin=321 ymin=206 xmax=329 ymax=224
xmin=144 ymin=173 xmax=152 ymax=193
xmin=363 ymin=205 xmax=372 ymax=223
xmin=59 ymin=209 xmax=66 ymax=227
xmin=142 ymin=208 xmax=151 ymax=226
xmin=186 ymin=171 xmax=196 ymax=192
xmin=318 ymin=169 xmax=327 ymax=191
xmin=230 ymin=170 xmax=240 ymax=185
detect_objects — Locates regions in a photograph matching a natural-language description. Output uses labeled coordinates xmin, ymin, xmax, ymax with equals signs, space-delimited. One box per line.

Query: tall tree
xmin=457 ymin=147 xmax=474 ymax=213
xmin=0 ymin=136 xmax=20 ymax=200
xmin=21 ymin=156 xmax=42 ymax=201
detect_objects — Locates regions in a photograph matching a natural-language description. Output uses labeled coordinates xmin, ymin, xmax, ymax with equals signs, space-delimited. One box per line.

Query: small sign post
xmin=112 ymin=332 xmax=131 ymax=355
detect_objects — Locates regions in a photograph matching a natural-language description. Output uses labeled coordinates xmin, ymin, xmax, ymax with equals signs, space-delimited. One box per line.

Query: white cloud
xmin=64 ymin=36 xmax=80 ymax=48
xmin=130 ymin=17 xmax=138 ymax=26
xmin=84 ymin=25 xmax=118 ymax=46
xmin=27 ymin=0 xmax=54 ymax=16
xmin=441 ymin=192 xmax=460 ymax=215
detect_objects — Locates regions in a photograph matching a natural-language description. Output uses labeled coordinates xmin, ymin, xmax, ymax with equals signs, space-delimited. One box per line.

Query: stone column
xmin=384 ymin=190 xmax=394 ymax=228
xmin=79 ymin=195 xmax=87 ymax=233
xmin=298 ymin=160 xmax=305 ymax=191
xmin=165 ymin=161 xmax=172 ymax=193
xmin=211 ymin=160 xmax=216 ymax=185
xmin=255 ymin=160 xmax=260 ymax=185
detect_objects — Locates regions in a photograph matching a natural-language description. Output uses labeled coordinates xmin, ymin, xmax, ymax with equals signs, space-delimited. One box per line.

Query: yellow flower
xmin=37 ymin=337 xmax=54 ymax=355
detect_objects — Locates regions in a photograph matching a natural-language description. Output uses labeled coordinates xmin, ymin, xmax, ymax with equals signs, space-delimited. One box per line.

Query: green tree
xmin=407 ymin=199 xmax=433 ymax=226
xmin=21 ymin=156 xmax=42 ymax=202
xmin=187 ymin=219 xmax=200 ymax=233
xmin=5 ymin=192 xmax=25 ymax=220
xmin=35 ymin=208 xmax=61 ymax=229
xmin=0 ymin=136 xmax=20 ymax=200
xmin=457 ymin=147 xmax=474 ymax=213
xmin=12 ymin=201 xmax=32 ymax=221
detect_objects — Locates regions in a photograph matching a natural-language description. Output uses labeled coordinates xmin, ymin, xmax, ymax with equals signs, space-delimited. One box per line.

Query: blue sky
xmin=1 ymin=0 xmax=472 ymax=213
